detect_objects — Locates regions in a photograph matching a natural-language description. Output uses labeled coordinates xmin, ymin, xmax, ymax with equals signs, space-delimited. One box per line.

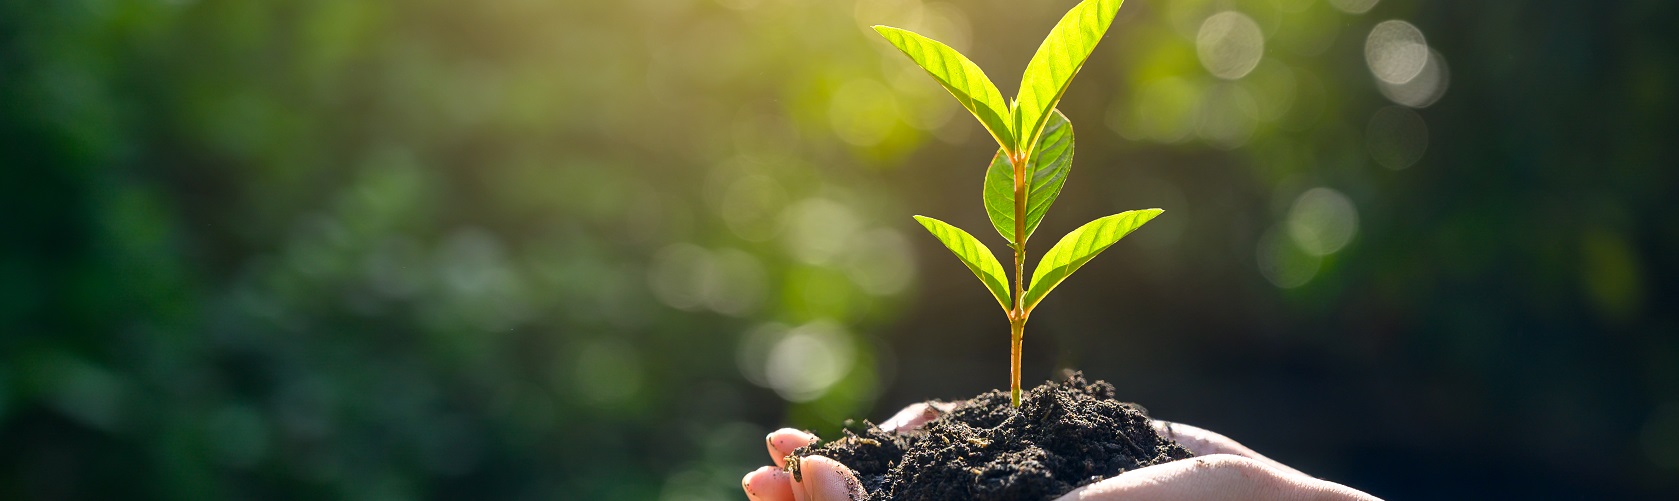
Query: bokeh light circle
xmin=1286 ymin=187 xmax=1360 ymax=256
xmin=1197 ymin=11 xmax=1266 ymax=80
xmin=1257 ymin=225 xmax=1321 ymax=289
xmin=1246 ymin=59 xmax=1299 ymax=123
xmin=1378 ymin=48 xmax=1450 ymax=108
xmin=1330 ymin=0 xmax=1381 ymax=15
xmin=1366 ymin=106 xmax=1430 ymax=170
xmin=763 ymin=321 xmax=856 ymax=402
xmin=783 ymin=198 xmax=862 ymax=264
xmin=718 ymin=174 xmax=787 ymax=242
xmin=1366 ymin=20 xmax=1429 ymax=85
xmin=1197 ymin=83 xmax=1260 ymax=149
xmin=843 ymin=228 xmax=916 ymax=296
xmin=647 ymin=244 xmax=767 ymax=316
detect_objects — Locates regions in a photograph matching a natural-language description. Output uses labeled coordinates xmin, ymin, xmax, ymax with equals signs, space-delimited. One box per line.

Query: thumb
xmin=790 ymin=455 xmax=868 ymax=501
xmin=879 ymin=401 xmax=954 ymax=433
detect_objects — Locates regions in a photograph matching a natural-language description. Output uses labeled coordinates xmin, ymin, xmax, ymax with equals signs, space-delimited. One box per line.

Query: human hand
xmin=741 ymin=403 xmax=1382 ymax=501
xmin=741 ymin=402 xmax=947 ymax=501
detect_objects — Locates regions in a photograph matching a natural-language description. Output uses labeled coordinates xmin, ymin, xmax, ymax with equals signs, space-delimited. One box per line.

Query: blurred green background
xmin=3 ymin=0 xmax=1676 ymax=498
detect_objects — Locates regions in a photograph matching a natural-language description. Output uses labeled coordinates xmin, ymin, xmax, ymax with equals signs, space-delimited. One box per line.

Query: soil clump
xmin=792 ymin=372 xmax=1193 ymax=501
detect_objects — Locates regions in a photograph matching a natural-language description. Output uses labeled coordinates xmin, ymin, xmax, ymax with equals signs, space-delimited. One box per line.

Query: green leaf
xmin=873 ymin=26 xmax=1016 ymax=153
xmin=913 ymin=215 xmax=1012 ymax=311
xmin=1014 ymin=0 xmax=1123 ymax=157
xmin=1023 ymin=209 xmax=1160 ymax=312
xmin=983 ymin=109 xmax=1074 ymax=247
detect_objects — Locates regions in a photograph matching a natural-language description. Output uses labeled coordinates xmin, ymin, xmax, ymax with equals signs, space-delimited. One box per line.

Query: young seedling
xmin=874 ymin=0 xmax=1160 ymax=407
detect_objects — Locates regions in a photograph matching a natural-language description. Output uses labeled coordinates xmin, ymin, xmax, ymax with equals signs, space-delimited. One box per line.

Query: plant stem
xmin=1009 ymin=313 xmax=1024 ymax=407
xmin=1009 ymin=150 xmax=1028 ymax=408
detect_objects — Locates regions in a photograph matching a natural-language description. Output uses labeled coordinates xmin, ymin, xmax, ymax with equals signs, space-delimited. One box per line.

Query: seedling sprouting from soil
xmin=874 ymin=0 xmax=1159 ymax=407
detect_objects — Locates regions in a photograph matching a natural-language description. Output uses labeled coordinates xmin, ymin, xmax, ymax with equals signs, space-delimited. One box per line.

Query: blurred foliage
xmin=1 ymin=0 xmax=1675 ymax=499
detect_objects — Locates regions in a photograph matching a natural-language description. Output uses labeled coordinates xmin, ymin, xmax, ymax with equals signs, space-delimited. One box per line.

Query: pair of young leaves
xmin=877 ymin=0 xmax=1159 ymax=315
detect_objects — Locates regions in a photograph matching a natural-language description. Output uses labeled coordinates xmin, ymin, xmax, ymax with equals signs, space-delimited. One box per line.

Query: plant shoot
xmin=874 ymin=0 xmax=1159 ymax=407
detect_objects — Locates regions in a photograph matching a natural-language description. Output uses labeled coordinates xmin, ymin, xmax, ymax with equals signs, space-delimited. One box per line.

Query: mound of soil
xmin=790 ymin=372 xmax=1193 ymax=501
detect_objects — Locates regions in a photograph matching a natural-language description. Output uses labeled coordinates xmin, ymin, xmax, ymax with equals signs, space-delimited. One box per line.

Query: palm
xmin=742 ymin=404 xmax=1380 ymax=501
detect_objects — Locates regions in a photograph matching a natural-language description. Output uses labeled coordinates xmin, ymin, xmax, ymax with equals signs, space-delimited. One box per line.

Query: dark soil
xmin=790 ymin=372 xmax=1193 ymax=501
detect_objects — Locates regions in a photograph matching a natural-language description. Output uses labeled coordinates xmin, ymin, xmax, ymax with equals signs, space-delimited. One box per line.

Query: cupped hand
xmin=742 ymin=403 xmax=1382 ymax=501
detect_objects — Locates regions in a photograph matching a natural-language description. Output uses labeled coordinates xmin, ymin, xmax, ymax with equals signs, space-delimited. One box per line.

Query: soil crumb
xmin=791 ymin=372 xmax=1193 ymax=501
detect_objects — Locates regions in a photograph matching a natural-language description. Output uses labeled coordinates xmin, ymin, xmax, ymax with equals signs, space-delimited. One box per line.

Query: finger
xmin=766 ymin=428 xmax=820 ymax=468
xmin=879 ymin=401 xmax=954 ymax=432
xmin=742 ymin=466 xmax=797 ymax=501
xmin=790 ymin=455 xmax=868 ymax=501
xmin=1055 ymin=454 xmax=1382 ymax=501
xmin=1151 ymin=420 xmax=1305 ymax=476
